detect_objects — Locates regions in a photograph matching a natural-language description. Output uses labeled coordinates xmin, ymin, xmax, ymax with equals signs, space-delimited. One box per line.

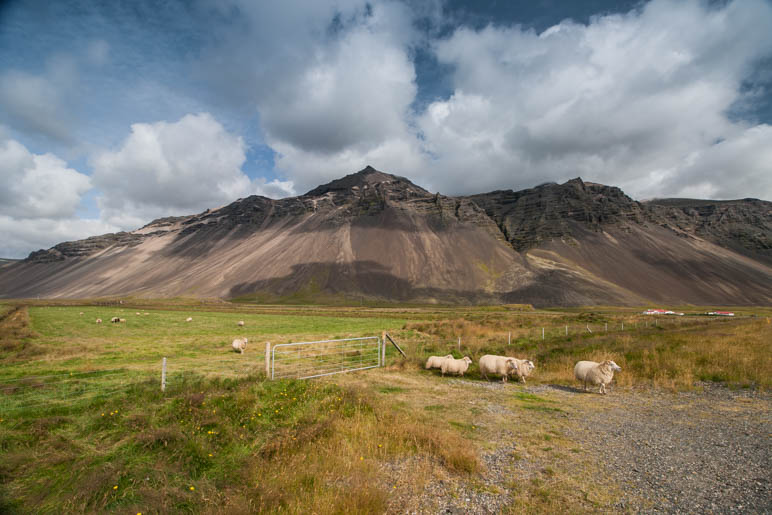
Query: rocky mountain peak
xmin=303 ymin=166 xmax=431 ymax=200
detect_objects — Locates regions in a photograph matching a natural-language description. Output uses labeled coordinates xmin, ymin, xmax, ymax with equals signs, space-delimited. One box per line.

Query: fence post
xmin=621 ymin=322 xmax=624 ymax=330
xmin=542 ymin=327 xmax=544 ymax=340
xmin=605 ymin=323 xmax=608 ymax=332
xmin=381 ymin=331 xmax=386 ymax=366
xmin=265 ymin=342 xmax=271 ymax=378
xmin=457 ymin=336 xmax=461 ymax=352
xmin=508 ymin=332 xmax=511 ymax=346
xmin=161 ymin=357 xmax=166 ymax=392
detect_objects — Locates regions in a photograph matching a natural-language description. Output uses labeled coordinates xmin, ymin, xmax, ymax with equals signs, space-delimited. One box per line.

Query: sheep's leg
xmin=501 ymin=375 xmax=507 ymax=384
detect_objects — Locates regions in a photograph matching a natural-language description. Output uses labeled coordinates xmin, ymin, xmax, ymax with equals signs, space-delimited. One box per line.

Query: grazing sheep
xmin=425 ymin=354 xmax=454 ymax=370
xmin=186 ymin=317 xmax=193 ymax=322
xmin=119 ymin=318 xmax=126 ymax=323
xmin=478 ymin=355 xmax=518 ymax=383
xmin=96 ymin=318 xmax=102 ymax=324
xmin=232 ymin=337 xmax=248 ymax=354
xmin=574 ymin=360 xmax=622 ymax=395
xmin=143 ymin=313 xmax=149 ymax=316
xmin=79 ymin=312 xmax=84 ymax=315
xmin=511 ymin=358 xmax=536 ymax=384
xmin=136 ymin=312 xmax=141 ymax=315
xmin=111 ymin=317 xmax=120 ymax=323
xmin=440 ymin=356 xmax=473 ymax=376
xmin=237 ymin=320 xmax=245 ymax=327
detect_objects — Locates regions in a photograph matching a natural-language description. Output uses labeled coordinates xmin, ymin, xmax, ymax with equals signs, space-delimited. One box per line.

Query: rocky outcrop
xmin=25 ymin=232 xmax=147 ymax=263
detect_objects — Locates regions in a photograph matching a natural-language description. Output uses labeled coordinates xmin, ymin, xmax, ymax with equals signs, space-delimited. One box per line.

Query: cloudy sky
xmin=1 ymin=0 xmax=771 ymax=258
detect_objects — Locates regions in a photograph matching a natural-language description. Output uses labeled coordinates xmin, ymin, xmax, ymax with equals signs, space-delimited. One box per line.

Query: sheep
xmin=79 ymin=312 xmax=84 ymax=315
xmin=96 ymin=318 xmax=102 ymax=324
xmin=237 ymin=320 xmax=245 ymax=327
xmin=232 ymin=337 xmax=248 ymax=354
xmin=136 ymin=312 xmax=141 ymax=315
xmin=478 ymin=355 xmax=536 ymax=383
xmin=186 ymin=317 xmax=193 ymax=322
xmin=111 ymin=317 xmax=120 ymax=323
xmin=425 ymin=354 xmax=454 ymax=370
xmin=574 ymin=360 xmax=622 ymax=395
xmin=511 ymin=358 xmax=536 ymax=384
xmin=119 ymin=318 xmax=126 ymax=323
xmin=440 ymin=356 xmax=472 ymax=376
xmin=479 ymin=355 xmax=518 ymax=383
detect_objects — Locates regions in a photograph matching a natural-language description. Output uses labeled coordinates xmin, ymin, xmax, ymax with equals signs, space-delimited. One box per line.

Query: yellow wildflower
xmin=189 ymin=486 xmax=195 ymax=491
xmin=113 ymin=485 xmax=118 ymax=490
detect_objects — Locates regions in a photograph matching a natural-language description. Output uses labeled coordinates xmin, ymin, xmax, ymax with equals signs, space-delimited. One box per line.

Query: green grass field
xmin=0 ymin=301 xmax=769 ymax=512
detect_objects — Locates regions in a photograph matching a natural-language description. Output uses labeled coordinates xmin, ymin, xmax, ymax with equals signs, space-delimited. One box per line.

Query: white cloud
xmin=0 ymin=137 xmax=113 ymax=258
xmin=413 ymin=0 xmax=772 ymax=199
xmin=198 ymin=0 xmax=424 ymax=192
xmin=91 ymin=112 xmax=293 ymax=229
xmin=0 ymin=138 xmax=92 ymax=218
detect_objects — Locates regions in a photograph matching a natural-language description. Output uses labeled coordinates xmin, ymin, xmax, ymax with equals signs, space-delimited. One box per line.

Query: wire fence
xmin=271 ymin=336 xmax=382 ymax=380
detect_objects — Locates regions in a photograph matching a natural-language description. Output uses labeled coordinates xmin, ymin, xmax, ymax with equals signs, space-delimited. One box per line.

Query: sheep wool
xmin=425 ymin=354 xmax=454 ymax=370
xmin=574 ymin=360 xmax=622 ymax=394
xmin=440 ymin=356 xmax=472 ymax=376
xmin=478 ymin=355 xmax=518 ymax=383
xmin=232 ymin=337 xmax=248 ymax=354
xmin=238 ymin=321 xmax=245 ymax=327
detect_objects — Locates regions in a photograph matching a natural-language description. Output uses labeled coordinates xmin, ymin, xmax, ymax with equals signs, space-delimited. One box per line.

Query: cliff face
xmin=2 ymin=166 xmax=770 ymax=306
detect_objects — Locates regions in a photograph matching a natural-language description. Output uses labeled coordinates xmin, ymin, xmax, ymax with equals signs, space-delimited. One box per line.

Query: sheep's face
xmin=463 ymin=357 xmax=472 ymax=364
xmin=525 ymin=360 xmax=535 ymax=372
xmin=244 ymin=338 xmax=248 ymax=344
xmin=505 ymin=358 xmax=517 ymax=371
xmin=603 ymin=360 xmax=622 ymax=371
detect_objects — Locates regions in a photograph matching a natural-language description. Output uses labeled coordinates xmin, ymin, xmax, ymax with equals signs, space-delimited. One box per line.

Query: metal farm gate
xmin=270 ymin=336 xmax=383 ymax=380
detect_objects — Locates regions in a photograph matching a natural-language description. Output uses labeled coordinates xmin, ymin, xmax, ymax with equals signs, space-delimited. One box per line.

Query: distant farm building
xmin=642 ymin=309 xmax=684 ymax=316
xmin=706 ymin=311 xmax=735 ymax=316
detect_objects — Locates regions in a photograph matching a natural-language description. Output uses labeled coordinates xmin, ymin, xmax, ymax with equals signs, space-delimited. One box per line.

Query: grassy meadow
xmin=0 ymin=301 xmax=770 ymax=513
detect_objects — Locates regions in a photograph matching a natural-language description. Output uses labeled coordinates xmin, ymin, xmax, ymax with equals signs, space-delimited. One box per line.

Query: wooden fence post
xmin=381 ymin=331 xmax=386 ymax=366
xmin=508 ymin=332 xmax=511 ymax=346
xmin=265 ymin=342 xmax=271 ymax=378
xmin=161 ymin=357 xmax=166 ymax=392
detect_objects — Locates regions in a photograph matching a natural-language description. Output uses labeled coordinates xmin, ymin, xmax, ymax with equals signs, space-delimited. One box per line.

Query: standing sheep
xmin=237 ymin=321 xmax=245 ymax=327
xmin=96 ymin=318 xmax=102 ymax=324
xmin=186 ymin=317 xmax=193 ymax=322
xmin=440 ymin=356 xmax=472 ymax=376
xmin=425 ymin=354 xmax=454 ymax=370
xmin=232 ymin=337 xmax=248 ymax=354
xmin=511 ymin=358 xmax=536 ymax=384
xmin=111 ymin=317 xmax=119 ymax=323
xmin=479 ymin=355 xmax=518 ymax=383
xmin=574 ymin=360 xmax=622 ymax=394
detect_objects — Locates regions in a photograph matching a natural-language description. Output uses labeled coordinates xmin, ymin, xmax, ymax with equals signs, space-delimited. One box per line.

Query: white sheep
xmin=119 ymin=318 xmax=126 ymax=323
xmin=440 ymin=356 xmax=472 ymax=376
xmin=79 ymin=312 xmax=84 ymax=315
xmin=574 ymin=360 xmax=622 ymax=395
xmin=111 ymin=317 xmax=119 ymax=323
xmin=237 ymin=320 xmax=245 ymax=327
xmin=232 ymin=337 xmax=248 ymax=354
xmin=478 ymin=355 xmax=518 ymax=383
xmin=425 ymin=354 xmax=454 ymax=370
xmin=136 ymin=312 xmax=141 ymax=315
xmin=186 ymin=317 xmax=193 ymax=322
xmin=511 ymin=358 xmax=536 ymax=384
xmin=96 ymin=318 xmax=102 ymax=324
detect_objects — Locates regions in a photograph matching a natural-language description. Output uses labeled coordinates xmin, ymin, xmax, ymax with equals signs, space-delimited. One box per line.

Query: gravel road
xmin=563 ymin=383 xmax=771 ymax=513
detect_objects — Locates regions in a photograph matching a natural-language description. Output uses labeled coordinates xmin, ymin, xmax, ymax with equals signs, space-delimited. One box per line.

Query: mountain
xmin=1 ymin=166 xmax=770 ymax=306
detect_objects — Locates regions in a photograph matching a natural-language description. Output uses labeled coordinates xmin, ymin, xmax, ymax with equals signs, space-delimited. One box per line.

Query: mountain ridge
xmin=3 ymin=166 xmax=771 ymax=306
